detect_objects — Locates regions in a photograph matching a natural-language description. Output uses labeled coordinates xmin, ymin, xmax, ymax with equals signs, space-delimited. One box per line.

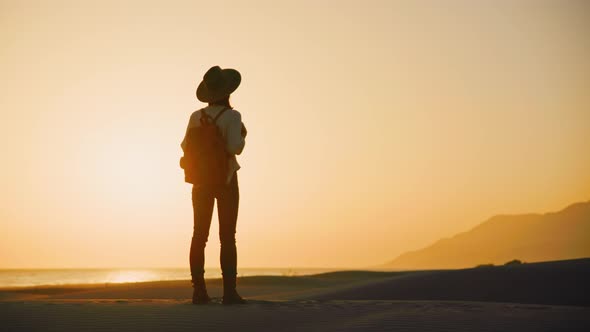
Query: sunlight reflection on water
xmin=0 ymin=268 xmax=339 ymax=288
xmin=106 ymin=270 xmax=159 ymax=283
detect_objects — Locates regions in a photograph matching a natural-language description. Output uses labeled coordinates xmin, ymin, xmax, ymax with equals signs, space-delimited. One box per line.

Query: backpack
xmin=180 ymin=108 xmax=229 ymax=186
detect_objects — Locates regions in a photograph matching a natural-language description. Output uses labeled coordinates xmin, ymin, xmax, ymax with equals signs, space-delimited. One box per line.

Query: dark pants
xmin=190 ymin=173 xmax=239 ymax=282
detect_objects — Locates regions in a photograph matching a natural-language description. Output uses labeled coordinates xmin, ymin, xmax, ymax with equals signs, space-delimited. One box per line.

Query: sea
xmin=0 ymin=268 xmax=340 ymax=288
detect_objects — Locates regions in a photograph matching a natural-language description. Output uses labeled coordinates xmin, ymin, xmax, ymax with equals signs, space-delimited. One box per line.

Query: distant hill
xmin=384 ymin=201 xmax=590 ymax=269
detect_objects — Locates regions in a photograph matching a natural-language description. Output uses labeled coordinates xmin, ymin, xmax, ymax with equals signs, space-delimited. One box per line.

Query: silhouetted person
xmin=180 ymin=66 xmax=247 ymax=305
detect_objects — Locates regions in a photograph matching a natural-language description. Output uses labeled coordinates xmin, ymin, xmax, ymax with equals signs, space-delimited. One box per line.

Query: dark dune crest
xmin=308 ymin=258 xmax=590 ymax=307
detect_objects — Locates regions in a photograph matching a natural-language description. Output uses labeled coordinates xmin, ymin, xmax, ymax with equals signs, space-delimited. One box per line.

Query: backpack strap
xmin=213 ymin=107 xmax=229 ymax=124
xmin=200 ymin=107 xmax=229 ymax=125
xmin=200 ymin=109 xmax=210 ymax=124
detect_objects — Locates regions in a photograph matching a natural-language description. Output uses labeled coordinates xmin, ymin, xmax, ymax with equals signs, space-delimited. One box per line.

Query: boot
xmin=192 ymin=276 xmax=211 ymax=305
xmin=222 ymin=275 xmax=247 ymax=305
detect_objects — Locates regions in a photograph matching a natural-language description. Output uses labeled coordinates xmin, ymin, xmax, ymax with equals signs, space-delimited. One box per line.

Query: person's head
xmin=196 ymin=66 xmax=241 ymax=106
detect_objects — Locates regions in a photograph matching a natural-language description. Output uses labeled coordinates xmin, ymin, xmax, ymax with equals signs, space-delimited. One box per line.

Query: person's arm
xmin=180 ymin=112 xmax=196 ymax=152
xmin=226 ymin=111 xmax=246 ymax=155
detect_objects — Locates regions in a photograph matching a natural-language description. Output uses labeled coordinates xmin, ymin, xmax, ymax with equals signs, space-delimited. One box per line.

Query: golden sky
xmin=1 ymin=0 xmax=589 ymax=268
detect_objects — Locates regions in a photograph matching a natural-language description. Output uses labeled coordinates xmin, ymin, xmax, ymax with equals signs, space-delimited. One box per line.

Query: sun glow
xmin=74 ymin=123 xmax=178 ymax=209
xmin=106 ymin=270 xmax=159 ymax=284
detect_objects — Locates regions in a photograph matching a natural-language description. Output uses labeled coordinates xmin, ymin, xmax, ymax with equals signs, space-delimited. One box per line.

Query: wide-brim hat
xmin=196 ymin=66 xmax=241 ymax=103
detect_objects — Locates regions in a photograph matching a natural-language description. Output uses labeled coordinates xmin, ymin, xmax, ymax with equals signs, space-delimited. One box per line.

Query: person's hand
xmin=241 ymin=123 xmax=247 ymax=137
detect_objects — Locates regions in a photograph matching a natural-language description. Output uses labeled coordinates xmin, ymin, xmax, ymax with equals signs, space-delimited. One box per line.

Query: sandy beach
xmin=3 ymin=299 xmax=588 ymax=332
xmin=1 ymin=259 xmax=589 ymax=331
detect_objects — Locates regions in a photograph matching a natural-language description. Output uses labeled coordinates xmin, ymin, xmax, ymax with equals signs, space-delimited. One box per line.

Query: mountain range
xmin=384 ymin=201 xmax=590 ymax=269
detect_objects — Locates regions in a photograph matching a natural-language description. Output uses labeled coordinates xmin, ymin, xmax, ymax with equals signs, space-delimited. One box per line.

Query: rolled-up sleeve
xmin=226 ymin=111 xmax=245 ymax=155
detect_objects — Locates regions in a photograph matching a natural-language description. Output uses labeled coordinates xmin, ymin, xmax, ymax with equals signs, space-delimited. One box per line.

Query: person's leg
xmin=217 ymin=173 xmax=245 ymax=304
xmin=190 ymin=185 xmax=215 ymax=303
xmin=218 ymin=173 xmax=239 ymax=277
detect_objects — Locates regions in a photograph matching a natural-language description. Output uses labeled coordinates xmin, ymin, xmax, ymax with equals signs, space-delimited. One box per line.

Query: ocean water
xmin=0 ymin=268 xmax=339 ymax=288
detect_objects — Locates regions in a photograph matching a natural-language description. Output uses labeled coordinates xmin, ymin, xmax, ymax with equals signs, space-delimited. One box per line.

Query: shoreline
xmin=0 ymin=267 xmax=349 ymax=290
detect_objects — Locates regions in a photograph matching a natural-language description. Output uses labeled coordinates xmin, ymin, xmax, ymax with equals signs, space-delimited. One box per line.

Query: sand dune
xmin=310 ymin=258 xmax=590 ymax=306
xmin=1 ymin=259 xmax=589 ymax=331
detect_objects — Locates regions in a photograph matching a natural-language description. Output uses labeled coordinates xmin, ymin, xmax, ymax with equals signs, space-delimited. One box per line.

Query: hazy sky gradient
xmin=1 ymin=0 xmax=589 ymax=268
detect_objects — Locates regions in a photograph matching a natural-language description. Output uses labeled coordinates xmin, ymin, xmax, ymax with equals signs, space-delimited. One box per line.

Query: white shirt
xmin=181 ymin=105 xmax=246 ymax=184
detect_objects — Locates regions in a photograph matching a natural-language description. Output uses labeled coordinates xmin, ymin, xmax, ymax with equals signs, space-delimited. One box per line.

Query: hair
xmin=209 ymin=96 xmax=232 ymax=108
